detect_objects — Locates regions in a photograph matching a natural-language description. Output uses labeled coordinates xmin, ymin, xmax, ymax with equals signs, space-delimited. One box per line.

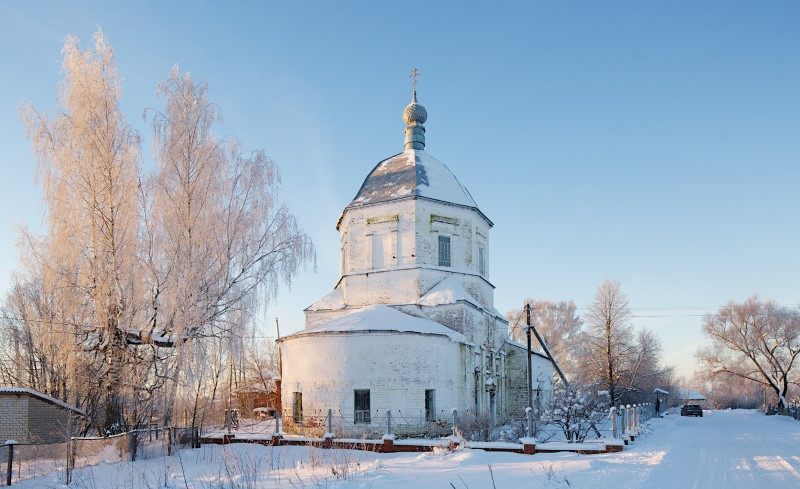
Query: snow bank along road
xmin=14 ymin=409 xmax=800 ymax=488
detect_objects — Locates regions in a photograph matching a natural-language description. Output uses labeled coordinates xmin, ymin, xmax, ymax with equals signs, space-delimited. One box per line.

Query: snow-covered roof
xmin=305 ymin=287 xmax=346 ymax=311
xmin=283 ymin=304 xmax=469 ymax=344
xmin=674 ymin=388 xmax=706 ymax=401
xmin=654 ymin=388 xmax=669 ymax=395
xmin=0 ymin=387 xmax=86 ymax=415
xmin=345 ymin=149 xmax=485 ymax=216
xmin=418 ymin=277 xmax=480 ymax=308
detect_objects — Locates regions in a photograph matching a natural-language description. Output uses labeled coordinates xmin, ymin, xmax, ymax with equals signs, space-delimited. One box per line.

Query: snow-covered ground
xmin=12 ymin=409 xmax=800 ymax=488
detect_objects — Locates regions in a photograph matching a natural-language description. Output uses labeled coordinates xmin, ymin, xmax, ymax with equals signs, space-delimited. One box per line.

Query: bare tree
xmin=697 ymin=297 xmax=800 ymax=409
xmin=506 ymin=300 xmax=583 ymax=379
xmin=582 ymin=279 xmax=635 ymax=405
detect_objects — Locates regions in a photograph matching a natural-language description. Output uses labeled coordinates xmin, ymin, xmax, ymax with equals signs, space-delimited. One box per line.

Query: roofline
xmin=338 ymin=194 xmax=494 ymax=230
xmin=327 ymin=265 xmax=496 ymax=295
xmin=277 ymin=328 xmax=473 ymax=346
xmin=0 ymin=387 xmax=86 ymax=416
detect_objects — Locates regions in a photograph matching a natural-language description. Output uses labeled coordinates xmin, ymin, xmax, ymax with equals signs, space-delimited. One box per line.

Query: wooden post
xmin=6 ymin=442 xmax=14 ymax=486
xmin=525 ymin=303 xmax=533 ymax=414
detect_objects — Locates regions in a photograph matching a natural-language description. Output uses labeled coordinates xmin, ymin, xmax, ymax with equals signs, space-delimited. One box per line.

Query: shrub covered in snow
xmin=540 ymin=382 xmax=608 ymax=442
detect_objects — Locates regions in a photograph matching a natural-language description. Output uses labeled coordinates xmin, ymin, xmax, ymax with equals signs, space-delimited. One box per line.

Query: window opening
xmin=425 ymin=389 xmax=436 ymax=422
xmin=354 ymin=389 xmax=371 ymax=424
xmin=293 ymin=392 xmax=303 ymax=424
xmin=438 ymin=235 xmax=451 ymax=267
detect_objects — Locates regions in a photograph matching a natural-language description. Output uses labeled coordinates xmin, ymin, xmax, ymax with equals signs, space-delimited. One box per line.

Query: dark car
xmin=681 ymin=404 xmax=703 ymax=417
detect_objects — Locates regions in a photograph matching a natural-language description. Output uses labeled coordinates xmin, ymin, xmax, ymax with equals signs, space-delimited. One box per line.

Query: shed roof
xmin=674 ymin=388 xmax=706 ymax=401
xmin=0 ymin=387 xmax=86 ymax=415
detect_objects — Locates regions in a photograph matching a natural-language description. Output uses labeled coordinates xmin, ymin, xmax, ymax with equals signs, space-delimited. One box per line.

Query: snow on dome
xmin=305 ymin=287 xmax=345 ymax=311
xmin=285 ymin=304 xmax=468 ymax=344
xmin=419 ymin=277 xmax=480 ymax=308
xmin=347 ymin=149 xmax=479 ymax=210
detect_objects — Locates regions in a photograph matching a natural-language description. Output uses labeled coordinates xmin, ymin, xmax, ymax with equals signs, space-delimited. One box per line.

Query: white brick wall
xmin=0 ymin=395 xmax=29 ymax=443
xmin=280 ymin=332 xmax=468 ymax=430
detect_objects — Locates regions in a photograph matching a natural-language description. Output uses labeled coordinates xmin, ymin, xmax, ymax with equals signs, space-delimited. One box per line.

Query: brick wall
xmin=0 ymin=394 xmax=29 ymax=443
xmin=27 ymin=397 xmax=73 ymax=443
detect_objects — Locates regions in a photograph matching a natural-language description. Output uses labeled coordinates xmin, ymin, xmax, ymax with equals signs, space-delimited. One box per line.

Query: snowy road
xmin=14 ymin=409 xmax=800 ymax=488
xmin=604 ymin=409 xmax=800 ymax=488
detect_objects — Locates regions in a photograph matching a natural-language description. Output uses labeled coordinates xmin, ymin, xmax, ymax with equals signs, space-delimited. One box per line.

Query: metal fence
xmin=208 ymin=403 xmax=660 ymax=444
xmin=766 ymin=404 xmax=800 ymax=420
xmin=1 ymin=427 xmax=200 ymax=485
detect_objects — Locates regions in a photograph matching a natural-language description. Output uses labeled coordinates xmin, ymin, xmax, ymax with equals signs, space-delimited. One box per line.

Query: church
xmin=278 ymin=80 xmax=557 ymax=436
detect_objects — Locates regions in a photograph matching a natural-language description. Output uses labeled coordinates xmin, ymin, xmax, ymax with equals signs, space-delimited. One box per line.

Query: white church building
xmin=278 ymin=86 xmax=557 ymax=435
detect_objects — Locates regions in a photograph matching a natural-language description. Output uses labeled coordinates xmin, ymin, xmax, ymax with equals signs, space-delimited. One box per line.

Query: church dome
xmin=346 ymin=149 xmax=479 ymax=210
xmin=338 ymin=85 xmax=491 ymax=228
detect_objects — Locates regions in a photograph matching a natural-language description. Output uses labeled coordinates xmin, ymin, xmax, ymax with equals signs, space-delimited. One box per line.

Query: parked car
xmin=681 ymin=404 xmax=703 ymax=417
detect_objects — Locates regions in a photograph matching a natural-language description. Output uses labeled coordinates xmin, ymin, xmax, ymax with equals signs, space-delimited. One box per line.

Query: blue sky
xmin=1 ymin=1 xmax=798 ymax=378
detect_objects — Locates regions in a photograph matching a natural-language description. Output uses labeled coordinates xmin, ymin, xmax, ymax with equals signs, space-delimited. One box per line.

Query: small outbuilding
xmin=674 ymin=387 xmax=707 ymax=406
xmin=0 ymin=388 xmax=85 ymax=443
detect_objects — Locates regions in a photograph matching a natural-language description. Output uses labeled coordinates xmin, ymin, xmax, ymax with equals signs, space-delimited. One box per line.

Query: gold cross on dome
xmin=410 ymin=67 xmax=420 ymax=93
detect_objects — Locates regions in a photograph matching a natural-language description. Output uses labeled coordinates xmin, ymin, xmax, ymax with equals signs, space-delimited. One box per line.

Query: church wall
xmin=414 ymin=200 xmax=494 ymax=310
xmin=502 ymin=343 xmax=555 ymax=417
xmin=279 ymin=332 xmax=469 ymax=436
xmin=304 ymin=308 xmax=355 ymax=328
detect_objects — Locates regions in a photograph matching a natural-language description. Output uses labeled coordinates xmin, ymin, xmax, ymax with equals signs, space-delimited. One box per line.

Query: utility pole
xmin=275 ymin=318 xmax=282 ymax=379
xmin=525 ymin=303 xmax=533 ymax=412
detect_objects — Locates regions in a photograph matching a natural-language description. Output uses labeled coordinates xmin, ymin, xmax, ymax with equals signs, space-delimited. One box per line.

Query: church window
xmin=478 ymin=245 xmax=486 ymax=276
xmin=354 ymin=389 xmax=371 ymax=424
xmin=292 ymin=392 xmax=303 ymax=424
xmin=425 ymin=389 xmax=436 ymax=422
xmin=438 ymin=235 xmax=451 ymax=267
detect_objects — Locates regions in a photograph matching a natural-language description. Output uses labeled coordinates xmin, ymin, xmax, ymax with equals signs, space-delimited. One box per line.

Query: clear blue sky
xmin=1 ymin=1 xmax=798 ymax=378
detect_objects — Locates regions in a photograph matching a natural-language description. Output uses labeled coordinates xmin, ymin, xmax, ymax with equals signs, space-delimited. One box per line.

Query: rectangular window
xmin=425 ymin=389 xmax=436 ymax=422
xmin=478 ymin=246 xmax=485 ymax=276
xmin=372 ymin=233 xmax=385 ymax=269
xmin=438 ymin=235 xmax=451 ymax=267
xmin=292 ymin=392 xmax=303 ymax=424
xmin=354 ymin=389 xmax=371 ymax=424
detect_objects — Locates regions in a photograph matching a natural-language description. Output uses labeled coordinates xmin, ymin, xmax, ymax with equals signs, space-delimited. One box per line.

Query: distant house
xmin=235 ymin=377 xmax=282 ymax=418
xmin=0 ymin=388 xmax=85 ymax=443
xmin=674 ymin=388 xmax=707 ymax=405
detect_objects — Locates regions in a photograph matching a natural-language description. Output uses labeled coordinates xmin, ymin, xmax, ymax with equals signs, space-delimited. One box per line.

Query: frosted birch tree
xmin=144 ymin=67 xmax=314 ymax=422
xmin=146 ymin=66 xmax=314 ymax=344
xmin=698 ymin=297 xmax=800 ymax=409
xmin=21 ymin=31 xmax=149 ymax=428
xmin=13 ymin=30 xmax=314 ymax=430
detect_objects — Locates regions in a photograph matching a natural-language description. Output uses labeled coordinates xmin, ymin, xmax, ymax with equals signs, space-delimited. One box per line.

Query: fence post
xmin=226 ymin=410 xmax=232 ymax=435
xmin=129 ymin=431 xmax=138 ymax=462
xmin=453 ymin=409 xmax=459 ymax=437
xmin=5 ymin=441 xmax=15 ymax=486
xmin=65 ymin=437 xmax=71 ymax=485
xmin=273 ymin=410 xmax=281 ymax=435
xmin=327 ymin=409 xmax=333 ymax=435
xmin=525 ymin=407 xmax=533 ymax=438
xmin=610 ymin=407 xmax=617 ymax=438
xmin=386 ymin=410 xmax=392 ymax=436
xmin=167 ymin=428 xmax=172 ymax=456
